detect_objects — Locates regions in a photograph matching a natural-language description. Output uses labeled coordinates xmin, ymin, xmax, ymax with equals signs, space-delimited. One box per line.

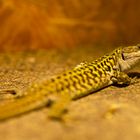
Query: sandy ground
xmin=0 ymin=46 xmax=140 ymax=140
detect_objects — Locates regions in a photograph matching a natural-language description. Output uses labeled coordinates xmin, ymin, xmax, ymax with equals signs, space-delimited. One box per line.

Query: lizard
xmin=0 ymin=45 xmax=140 ymax=121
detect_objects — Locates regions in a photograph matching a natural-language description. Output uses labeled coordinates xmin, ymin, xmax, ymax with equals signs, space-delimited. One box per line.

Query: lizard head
xmin=118 ymin=45 xmax=140 ymax=71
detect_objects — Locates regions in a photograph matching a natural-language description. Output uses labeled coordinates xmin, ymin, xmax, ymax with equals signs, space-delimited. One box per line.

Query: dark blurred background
xmin=0 ymin=0 xmax=140 ymax=51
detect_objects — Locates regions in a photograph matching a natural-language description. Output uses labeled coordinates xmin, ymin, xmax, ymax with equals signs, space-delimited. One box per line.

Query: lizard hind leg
xmin=0 ymin=89 xmax=17 ymax=100
xmin=0 ymin=89 xmax=16 ymax=95
xmin=47 ymin=93 xmax=71 ymax=121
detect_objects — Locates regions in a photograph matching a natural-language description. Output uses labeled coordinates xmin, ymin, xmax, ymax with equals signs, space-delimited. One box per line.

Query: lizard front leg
xmin=111 ymin=71 xmax=131 ymax=86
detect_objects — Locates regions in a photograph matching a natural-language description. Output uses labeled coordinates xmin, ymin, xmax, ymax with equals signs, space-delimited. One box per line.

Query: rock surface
xmin=0 ymin=46 xmax=140 ymax=140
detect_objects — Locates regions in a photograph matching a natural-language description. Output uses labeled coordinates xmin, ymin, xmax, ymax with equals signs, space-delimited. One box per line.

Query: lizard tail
xmin=0 ymin=92 xmax=49 ymax=121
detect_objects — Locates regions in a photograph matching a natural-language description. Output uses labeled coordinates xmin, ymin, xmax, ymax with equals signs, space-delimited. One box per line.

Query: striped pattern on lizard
xmin=0 ymin=45 xmax=140 ymax=121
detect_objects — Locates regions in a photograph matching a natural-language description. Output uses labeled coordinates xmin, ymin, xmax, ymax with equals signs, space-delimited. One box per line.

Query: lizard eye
xmin=121 ymin=53 xmax=125 ymax=60
xmin=135 ymin=44 xmax=140 ymax=49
